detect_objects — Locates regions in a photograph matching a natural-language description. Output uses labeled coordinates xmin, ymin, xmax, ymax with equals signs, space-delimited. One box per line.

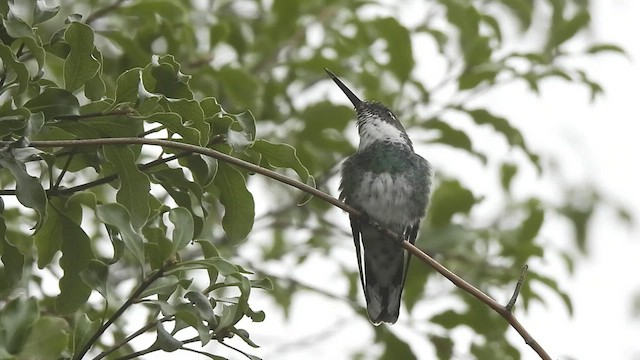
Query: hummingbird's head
xmin=325 ymin=68 xmax=412 ymax=151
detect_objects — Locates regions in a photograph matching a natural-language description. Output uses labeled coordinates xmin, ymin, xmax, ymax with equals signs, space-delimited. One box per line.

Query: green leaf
xmin=185 ymin=291 xmax=215 ymax=326
xmin=121 ymin=0 xmax=187 ymax=23
xmin=465 ymin=108 xmax=539 ymax=168
xmin=548 ymin=10 xmax=590 ymax=49
xmin=459 ymin=64 xmax=499 ymax=90
xmin=500 ymin=162 xmax=518 ymax=191
xmin=19 ymin=316 xmax=69 ymax=359
xmin=196 ymin=240 xmax=220 ymax=283
xmin=84 ymin=48 xmax=106 ymax=101
xmin=428 ymin=180 xmax=476 ymax=227
xmin=138 ymin=276 xmax=181 ymax=298
xmin=431 ymin=309 xmax=465 ymax=330
xmin=172 ymin=303 xmax=211 ymax=344
xmin=466 ymin=109 xmax=522 ymax=146
xmin=424 ymin=119 xmax=486 ymax=162
xmin=147 ymin=166 xmax=206 ymax=238
xmin=165 ymin=98 xmax=210 ymax=146
xmin=227 ymin=126 xmax=253 ymax=152
xmin=33 ymin=198 xmax=66 ymax=268
xmin=167 ymin=257 xmax=241 ymax=276
xmin=215 ymin=304 xmax=238 ymax=331
xmin=213 ymin=163 xmax=254 ymax=242
xmin=251 ymin=140 xmax=313 ymax=186
xmin=215 ymin=66 xmax=258 ymax=108
xmin=233 ymin=327 xmax=260 ymax=348
xmin=139 ymin=111 xmax=201 ymax=145
xmin=246 ymin=306 xmax=266 ymax=322
xmin=142 ymin=54 xmax=193 ymax=99
xmin=64 ymin=22 xmax=100 ymax=92
xmin=179 ymin=154 xmax=217 ymax=187
xmin=33 ymin=0 xmax=61 ymax=24
xmin=23 ymin=87 xmax=80 ymax=120
xmin=79 ymin=259 xmax=109 ymax=298
xmin=56 ymin=214 xmax=94 ymax=314
xmin=71 ymin=313 xmax=100 ymax=355
xmin=103 ymin=145 xmax=151 ymax=229
xmin=2 ymin=10 xmax=34 ymax=38
xmin=498 ymin=0 xmax=533 ymax=30
xmin=0 ymin=106 xmax=31 ymax=138
xmin=0 ymin=43 xmax=29 ymax=95
xmin=374 ymin=17 xmax=414 ymax=82
xmin=235 ymin=110 xmax=256 ymax=139
xmin=250 ymin=277 xmax=273 ymax=291
xmin=0 ymin=227 xmax=25 ymax=288
xmin=0 ymin=296 xmax=39 ymax=354
xmin=403 ymin=258 xmax=429 ymax=312
xmin=0 ymin=151 xmax=47 ymax=231
xmin=429 ymin=335 xmax=454 ymax=360
xmin=209 ymin=22 xmax=229 ymax=48
xmin=96 ymin=203 xmax=145 ymax=266
xmin=586 ymin=43 xmax=626 ymax=55
xmin=21 ymin=35 xmax=46 ymax=72
xmin=114 ymin=68 xmax=143 ymax=104
xmin=518 ymin=201 xmax=544 ymax=243
xmin=379 ymin=328 xmax=417 ymax=360
xmin=169 ymin=207 xmax=194 ymax=253
xmin=440 ymin=0 xmax=491 ymax=67
xmin=154 ymin=322 xmax=182 ymax=352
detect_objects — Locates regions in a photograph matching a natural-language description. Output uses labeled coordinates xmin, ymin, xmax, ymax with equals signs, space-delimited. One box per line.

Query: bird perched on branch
xmin=326 ymin=69 xmax=432 ymax=325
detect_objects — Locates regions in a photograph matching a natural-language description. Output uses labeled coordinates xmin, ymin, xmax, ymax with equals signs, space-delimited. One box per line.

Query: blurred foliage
xmin=0 ymin=0 xmax=630 ymax=359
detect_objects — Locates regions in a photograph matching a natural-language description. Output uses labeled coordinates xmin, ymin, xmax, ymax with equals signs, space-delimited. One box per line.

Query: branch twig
xmin=84 ymin=0 xmax=128 ymax=25
xmin=73 ymin=264 xmax=166 ymax=360
xmin=506 ymin=265 xmax=529 ymax=313
xmin=3 ymin=137 xmax=551 ymax=360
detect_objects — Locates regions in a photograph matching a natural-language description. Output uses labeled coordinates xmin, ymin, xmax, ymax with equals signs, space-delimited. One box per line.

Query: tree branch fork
xmin=0 ymin=137 xmax=551 ymax=360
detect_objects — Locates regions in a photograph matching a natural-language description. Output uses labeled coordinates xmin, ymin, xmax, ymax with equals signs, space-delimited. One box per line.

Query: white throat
xmin=357 ymin=118 xmax=408 ymax=151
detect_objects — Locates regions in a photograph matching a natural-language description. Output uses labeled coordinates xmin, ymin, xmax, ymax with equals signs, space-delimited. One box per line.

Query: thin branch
xmin=217 ymin=340 xmax=258 ymax=360
xmin=73 ymin=265 xmax=166 ymax=360
xmin=93 ymin=316 xmax=174 ymax=360
xmin=53 ymin=108 xmax=134 ymax=121
xmin=112 ymin=345 xmax=160 ymax=360
xmin=179 ymin=347 xmax=215 ymax=357
xmin=52 ymin=147 xmax=77 ymax=191
xmin=84 ymin=0 xmax=128 ymax=25
xmin=506 ymin=265 xmax=529 ymax=313
xmin=5 ymin=137 xmax=552 ymax=360
xmin=0 ymin=135 xmax=225 ymax=196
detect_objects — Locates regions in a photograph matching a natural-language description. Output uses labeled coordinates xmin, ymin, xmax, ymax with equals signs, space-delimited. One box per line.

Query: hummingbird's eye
xmin=387 ymin=110 xmax=396 ymax=120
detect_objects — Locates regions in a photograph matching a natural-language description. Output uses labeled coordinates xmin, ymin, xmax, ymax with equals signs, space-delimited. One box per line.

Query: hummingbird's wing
xmin=400 ymin=222 xmax=420 ymax=291
xmin=348 ymin=214 xmax=367 ymax=294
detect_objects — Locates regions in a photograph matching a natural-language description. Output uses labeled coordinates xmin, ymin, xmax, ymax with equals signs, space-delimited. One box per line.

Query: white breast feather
xmin=358 ymin=119 xmax=406 ymax=151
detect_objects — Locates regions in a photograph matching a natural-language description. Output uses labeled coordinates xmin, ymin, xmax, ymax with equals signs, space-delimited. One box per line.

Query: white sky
xmin=506 ymin=1 xmax=640 ymax=359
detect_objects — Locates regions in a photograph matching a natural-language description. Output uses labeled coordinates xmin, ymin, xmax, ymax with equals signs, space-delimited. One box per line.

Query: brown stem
xmin=5 ymin=137 xmax=552 ymax=360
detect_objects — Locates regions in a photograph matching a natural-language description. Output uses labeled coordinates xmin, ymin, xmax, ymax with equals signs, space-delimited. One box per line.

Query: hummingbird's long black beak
xmin=325 ymin=68 xmax=362 ymax=108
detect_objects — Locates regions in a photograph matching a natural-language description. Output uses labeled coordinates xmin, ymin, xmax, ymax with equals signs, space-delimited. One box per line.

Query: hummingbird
xmin=326 ymin=69 xmax=432 ymax=325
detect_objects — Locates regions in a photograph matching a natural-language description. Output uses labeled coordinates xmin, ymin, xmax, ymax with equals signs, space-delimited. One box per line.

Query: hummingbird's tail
xmin=359 ymin=225 xmax=407 ymax=325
